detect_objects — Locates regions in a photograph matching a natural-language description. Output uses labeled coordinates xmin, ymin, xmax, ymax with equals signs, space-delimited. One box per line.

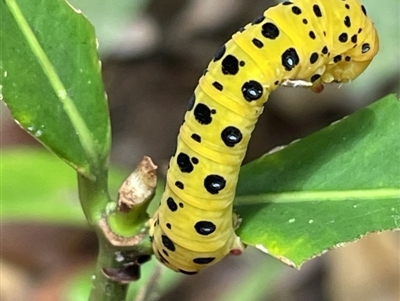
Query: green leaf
xmin=0 ymin=0 xmax=110 ymax=179
xmin=1 ymin=148 xmax=126 ymax=225
xmin=235 ymin=94 xmax=400 ymax=267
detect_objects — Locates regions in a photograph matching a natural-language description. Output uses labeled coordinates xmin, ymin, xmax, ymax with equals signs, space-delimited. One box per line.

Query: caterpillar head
xmin=320 ymin=25 xmax=379 ymax=86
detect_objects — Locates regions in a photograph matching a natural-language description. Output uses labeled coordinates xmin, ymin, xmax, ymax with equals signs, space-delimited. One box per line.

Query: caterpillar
xmin=149 ymin=0 xmax=379 ymax=275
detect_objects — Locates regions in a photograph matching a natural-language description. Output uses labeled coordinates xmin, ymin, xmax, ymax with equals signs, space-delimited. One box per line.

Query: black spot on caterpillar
xmin=149 ymin=0 xmax=379 ymax=274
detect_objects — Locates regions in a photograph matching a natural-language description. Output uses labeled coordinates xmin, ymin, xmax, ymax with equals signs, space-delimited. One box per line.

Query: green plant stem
xmin=89 ymin=238 xmax=129 ymax=301
xmin=78 ymin=172 xmax=110 ymax=225
xmin=78 ymin=173 xmax=131 ymax=300
xmin=107 ymin=204 xmax=150 ymax=237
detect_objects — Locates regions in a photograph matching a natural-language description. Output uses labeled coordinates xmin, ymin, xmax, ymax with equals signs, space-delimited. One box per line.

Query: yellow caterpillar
xmin=149 ymin=0 xmax=379 ymax=275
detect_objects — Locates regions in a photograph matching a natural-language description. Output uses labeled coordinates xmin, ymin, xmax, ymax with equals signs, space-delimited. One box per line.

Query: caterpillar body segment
xmin=149 ymin=0 xmax=379 ymax=274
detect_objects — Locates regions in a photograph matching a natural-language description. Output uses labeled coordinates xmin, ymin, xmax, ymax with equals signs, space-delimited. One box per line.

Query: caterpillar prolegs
xmin=149 ymin=0 xmax=379 ymax=274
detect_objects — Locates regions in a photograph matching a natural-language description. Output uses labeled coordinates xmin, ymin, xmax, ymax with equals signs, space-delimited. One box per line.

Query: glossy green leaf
xmin=235 ymin=94 xmax=400 ymax=267
xmin=1 ymin=148 xmax=126 ymax=225
xmin=0 ymin=0 xmax=110 ymax=179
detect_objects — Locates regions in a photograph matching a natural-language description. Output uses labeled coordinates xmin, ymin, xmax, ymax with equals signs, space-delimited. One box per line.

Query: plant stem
xmin=89 ymin=238 xmax=129 ymax=301
xmin=78 ymin=172 xmax=110 ymax=226
xmin=78 ymin=173 xmax=130 ymax=300
xmin=78 ymin=158 xmax=157 ymax=300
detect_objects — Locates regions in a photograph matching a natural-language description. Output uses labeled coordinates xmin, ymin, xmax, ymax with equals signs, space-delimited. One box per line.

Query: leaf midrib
xmin=235 ymin=188 xmax=400 ymax=205
xmin=6 ymin=0 xmax=98 ymax=176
